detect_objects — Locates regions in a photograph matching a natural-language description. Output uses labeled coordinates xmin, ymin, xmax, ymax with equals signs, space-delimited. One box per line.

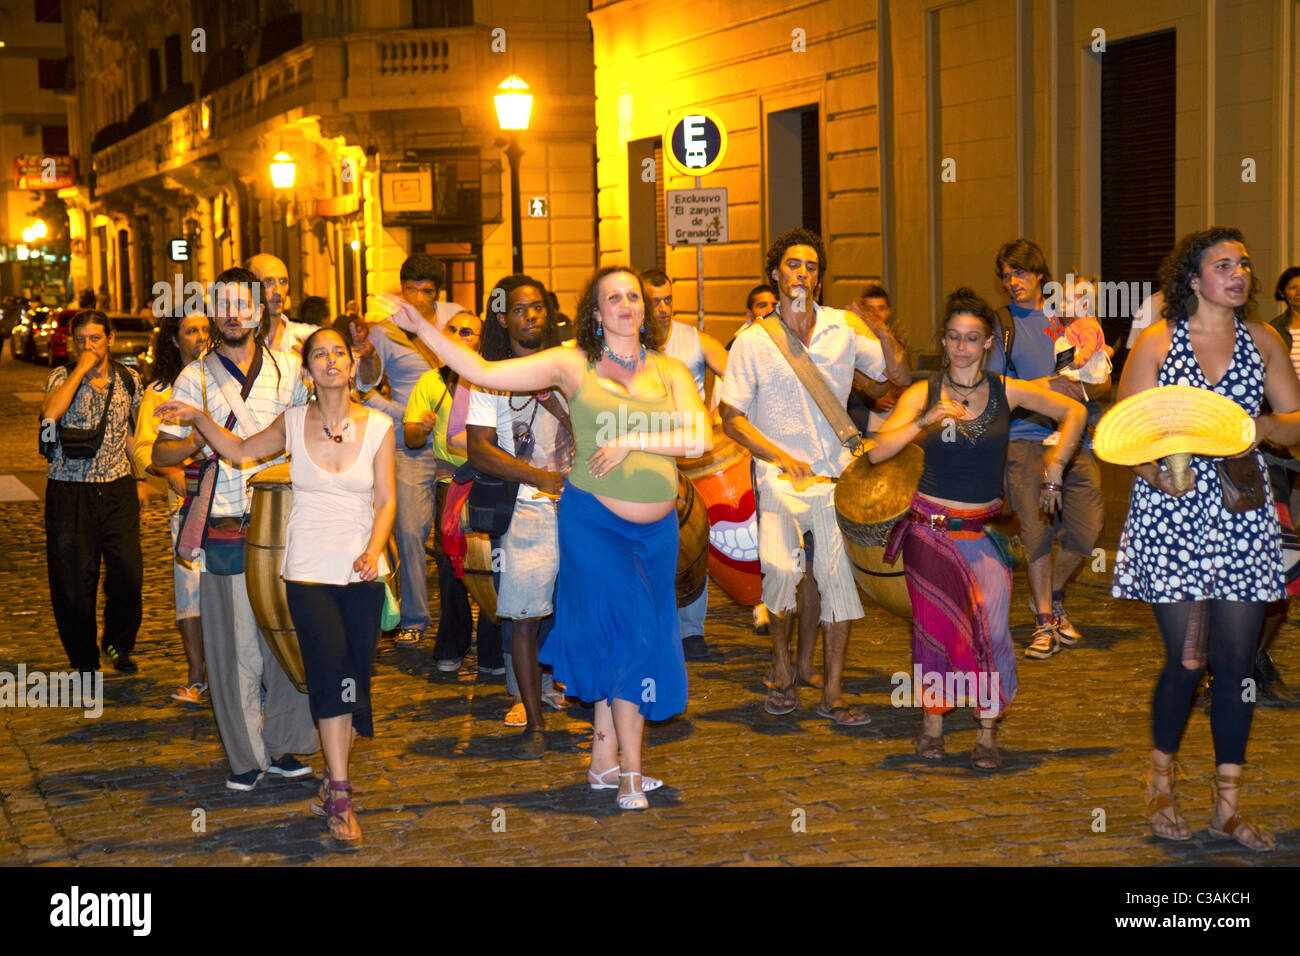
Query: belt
xmin=909 ymin=509 xmax=994 ymax=535
xmin=208 ymin=515 xmax=249 ymax=531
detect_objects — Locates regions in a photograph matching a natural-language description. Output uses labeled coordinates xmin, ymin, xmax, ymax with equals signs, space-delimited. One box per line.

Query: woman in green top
xmin=377 ymin=266 xmax=710 ymax=810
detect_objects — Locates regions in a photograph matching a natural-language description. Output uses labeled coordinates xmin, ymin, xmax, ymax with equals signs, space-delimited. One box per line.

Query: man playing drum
xmin=720 ymin=229 xmax=904 ymax=724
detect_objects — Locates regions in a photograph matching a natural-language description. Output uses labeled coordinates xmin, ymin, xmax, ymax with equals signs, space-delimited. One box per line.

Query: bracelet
xmin=1040 ymin=482 xmax=1062 ymax=492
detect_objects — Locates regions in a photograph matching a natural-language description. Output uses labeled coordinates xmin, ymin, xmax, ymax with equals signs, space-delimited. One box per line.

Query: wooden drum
xmin=462 ymin=531 xmax=499 ymax=624
xmin=246 ymin=463 xmax=399 ymax=695
xmin=677 ymin=424 xmax=763 ymax=606
xmin=833 ymin=445 xmax=923 ymax=621
xmin=675 ymin=472 xmax=709 ymax=607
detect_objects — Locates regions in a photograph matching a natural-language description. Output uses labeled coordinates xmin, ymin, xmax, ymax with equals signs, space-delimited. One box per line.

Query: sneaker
xmin=395 ymin=627 xmax=423 ymax=647
xmin=104 ymin=645 xmax=138 ymax=673
xmin=752 ymin=604 xmax=770 ymax=636
xmin=226 ymin=769 xmax=264 ymax=791
xmin=682 ymin=635 xmax=711 ymax=661
xmin=1053 ymin=602 xmax=1082 ymax=646
xmin=171 ymin=682 xmax=207 ymax=704
xmin=436 ymin=656 xmax=464 ymax=673
xmin=479 ymin=665 xmax=507 ymax=677
xmin=504 ymin=701 xmax=528 ymax=727
xmin=267 ymin=754 xmax=312 ymax=779
xmin=1024 ymin=622 xmax=1061 ymax=659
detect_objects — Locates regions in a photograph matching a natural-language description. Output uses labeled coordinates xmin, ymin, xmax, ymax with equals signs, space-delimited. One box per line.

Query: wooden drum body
xmin=675 ymin=472 xmax=709 ymax=607
xmin=677 ymin=425 xmax=763 ymax=606
xmin=833 ymin=445 xmax=923 ymax=621
xmin=246 ymin=463 xmax=399 ymax=695
xmin=462 ymin=531 xmax=499 ymax=624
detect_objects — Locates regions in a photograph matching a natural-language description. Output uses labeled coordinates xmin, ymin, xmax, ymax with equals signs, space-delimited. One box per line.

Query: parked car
xmin=0 ymin=296 xmax=30 ymax=342
xmin=107 ymin=315 xmax=153 ymax=370
xmin=31 ymin=308 xmax=77 ymax=366
xmin=9 ymin=308 xmax=47 ymax=361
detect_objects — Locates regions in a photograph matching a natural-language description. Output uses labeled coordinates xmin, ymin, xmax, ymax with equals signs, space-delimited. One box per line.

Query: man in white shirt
xmin=466 ymin=275 xmax=573 ymax=759
xmin=720 ymin=229 xmax=895 ymax=726
xmin=246 ymin=253 xmax=313 ymax=359
xmin=642 ymin=270 xmax=729 ymax=661
xmin=154 ymin=267 xmax=317 ymax=791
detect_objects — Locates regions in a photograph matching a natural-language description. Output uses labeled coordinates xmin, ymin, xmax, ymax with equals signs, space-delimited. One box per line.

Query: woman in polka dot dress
xmin=1115 ymin=227 xmax=1300 ymax=851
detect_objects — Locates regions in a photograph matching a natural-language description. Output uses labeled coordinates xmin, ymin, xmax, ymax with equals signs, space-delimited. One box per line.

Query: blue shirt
xmin=991 ymin=302 xmax=1099 ymax=442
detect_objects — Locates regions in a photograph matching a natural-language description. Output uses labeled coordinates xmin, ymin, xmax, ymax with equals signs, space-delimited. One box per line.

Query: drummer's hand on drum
xmin=918 ymin=399 xmax=968 ymax=430
xmin=536 ymin=470 xmax=566 ymax=497
xmin=588 ymin=439 xmax=632 ymax=479
xmin=153 ymin=399 xmax=205 ymax=425
xmin=778 ymin=453 xmax=817 ymax=492
xmin=353 ymin=550 xmax=382 ymax=582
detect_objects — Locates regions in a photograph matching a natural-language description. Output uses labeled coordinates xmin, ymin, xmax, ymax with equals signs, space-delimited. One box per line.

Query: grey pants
xmin=200 ymin=572 xmax=319 ymax=775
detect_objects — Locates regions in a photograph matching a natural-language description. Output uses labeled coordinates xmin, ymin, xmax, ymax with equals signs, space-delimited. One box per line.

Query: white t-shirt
xmin=663 ymin=320 xmax=706 ymax=397
xmin=466 ymin=387 xmax=574 ymax=501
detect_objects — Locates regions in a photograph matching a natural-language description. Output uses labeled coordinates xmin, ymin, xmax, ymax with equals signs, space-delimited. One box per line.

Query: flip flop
xmin=763 ymin=669 xmax=825 ymax=690
xmin=816 ymin=703 xmax=872 ymax=726
xmin=764 ymin=683 xmax=797 ymax=716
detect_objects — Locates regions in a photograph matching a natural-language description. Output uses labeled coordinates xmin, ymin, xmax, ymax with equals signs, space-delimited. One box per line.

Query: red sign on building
xmin=13 ymin=153 xmax=76 ymax=190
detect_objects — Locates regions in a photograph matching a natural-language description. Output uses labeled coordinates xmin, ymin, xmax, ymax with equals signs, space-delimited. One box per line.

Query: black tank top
xmin=916 ymin=372 xmax=1011 ymax=503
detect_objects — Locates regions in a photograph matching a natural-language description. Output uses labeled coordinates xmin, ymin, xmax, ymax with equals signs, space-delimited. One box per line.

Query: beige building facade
xmin=592 ymin=0 xmax=1300 ymax=350
xmin=59 ymin=0 xmax=596 ymax=320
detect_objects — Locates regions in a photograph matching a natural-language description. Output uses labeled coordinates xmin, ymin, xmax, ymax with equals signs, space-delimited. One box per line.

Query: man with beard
xmin=466 ymin=275 xmax=573 ymax=758
xmin=356 ymin=254 xmax=467 ymax=647
xmin=154 ymin=267 xmax=318 ymax=791
xmin=246 ymin=253 xmax=313 ymax=360
xmin=641 ymin=269 xmax=729 ymax=660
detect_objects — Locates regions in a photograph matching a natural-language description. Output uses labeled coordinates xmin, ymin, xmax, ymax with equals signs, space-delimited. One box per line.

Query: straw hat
xmin=1094 ymin=385 xmax=1255 ymax=491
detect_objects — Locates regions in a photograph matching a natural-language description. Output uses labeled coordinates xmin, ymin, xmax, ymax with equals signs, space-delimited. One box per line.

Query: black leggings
xmin=1150 ymin=600 xmax=1263 ymax=765
xmin=285 ymin=580 xmax=384 ymax=737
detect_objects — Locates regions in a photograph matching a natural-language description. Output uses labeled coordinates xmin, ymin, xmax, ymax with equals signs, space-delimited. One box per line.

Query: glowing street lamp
xmin=270 ymin=151 xmax=296 ymax=189
xmin=30 ymin=220 xmax=48 ymax=239
xmin=495 ymin=75 xmax=532 ymax=274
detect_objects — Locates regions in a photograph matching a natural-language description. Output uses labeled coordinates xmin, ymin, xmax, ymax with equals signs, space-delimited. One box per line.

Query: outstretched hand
xmin=153 ymin=400 xmax=204 ymax=425
xmin=373 ymin=293 xmax=424 ymax=334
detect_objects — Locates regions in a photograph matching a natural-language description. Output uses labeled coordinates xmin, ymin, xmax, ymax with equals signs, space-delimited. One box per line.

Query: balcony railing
xmin=91 ymin=26 xmax=494 ymax=194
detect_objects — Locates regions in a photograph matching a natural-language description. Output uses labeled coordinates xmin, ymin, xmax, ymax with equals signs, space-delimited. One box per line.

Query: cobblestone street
xmin=2 ymin=350 xmax=1298 ymax=868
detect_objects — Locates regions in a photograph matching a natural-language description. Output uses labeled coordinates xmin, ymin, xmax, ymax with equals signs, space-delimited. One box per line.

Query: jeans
xmin=677 ymin=577 xmax=708 ymax=639
xmin=394 ymin=445 xmax=438 ymax=630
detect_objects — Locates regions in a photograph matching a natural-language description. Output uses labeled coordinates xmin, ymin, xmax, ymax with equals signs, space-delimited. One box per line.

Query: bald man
xmin=246 ymin=253 xmax=314 ymax=359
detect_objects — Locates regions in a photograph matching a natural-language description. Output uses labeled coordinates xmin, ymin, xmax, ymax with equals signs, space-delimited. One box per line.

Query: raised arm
xmin=154 ymin=400 xmax=287 ymax=464
xmin=377 ymin=294 xmax=581 ymax=396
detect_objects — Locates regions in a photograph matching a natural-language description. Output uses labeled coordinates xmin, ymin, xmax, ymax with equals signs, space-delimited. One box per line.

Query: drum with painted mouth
xmin=246 ymin=463 xmax=399 ymax=693
xmin=833 ymin=445 xmax=922 ymax=621
xmin=677 ymin=424 xmax=762 ymax=605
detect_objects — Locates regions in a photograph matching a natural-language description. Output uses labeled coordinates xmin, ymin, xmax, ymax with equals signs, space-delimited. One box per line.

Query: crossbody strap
xmin=758 ymin=315 xmax=864 ymax=455
xmin=203 ymin=350 xmax=261 ymax=436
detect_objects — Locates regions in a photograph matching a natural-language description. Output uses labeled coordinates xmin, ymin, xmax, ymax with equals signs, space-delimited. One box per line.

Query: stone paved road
xmin=2 ymin=348 xmax=1297 ymax=866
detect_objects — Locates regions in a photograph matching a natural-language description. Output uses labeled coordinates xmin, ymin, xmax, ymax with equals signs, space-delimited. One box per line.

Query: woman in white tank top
xmin=156 ymin=327 xmax=396 ymax=845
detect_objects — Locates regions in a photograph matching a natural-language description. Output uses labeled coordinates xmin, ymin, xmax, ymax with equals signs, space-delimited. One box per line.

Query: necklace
xmin=508 ymin=392 xmax=537 ymax=412
xmin=602 ymin=342 xmax=645 ymax=371
xmin=322 ymin=419 xmax=349 ymax=443
xmin=944 ymin=372 xmax=986 ymax=406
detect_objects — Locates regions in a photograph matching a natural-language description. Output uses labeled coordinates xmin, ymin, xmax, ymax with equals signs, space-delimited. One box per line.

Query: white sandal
xmin=587 ymin=765 xmax=663 ymax=792
xmin=617 ymin=771 xmax=649 ymax=810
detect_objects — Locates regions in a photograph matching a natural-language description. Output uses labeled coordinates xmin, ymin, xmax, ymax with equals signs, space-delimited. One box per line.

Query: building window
xmin=767 ymin=105 xmax=821 ymax=241
xmin=628 ymin=137 xmax=665 ymax=273
xmin=164 ymin=34 xmax=183 ymax=88
xmin=34 ymin=0 xmax=61 ymax=23
xmin=41 ymin=125 xmax=69 ymax=155
xmin=412 ymin=0 xmax=474 ymax=29
xmin=36 ymin=58 xmax=68 ymax=89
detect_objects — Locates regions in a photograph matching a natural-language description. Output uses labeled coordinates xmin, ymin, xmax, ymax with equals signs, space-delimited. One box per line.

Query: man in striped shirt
xmin=155 ymin=268 xmax=318 ymax=791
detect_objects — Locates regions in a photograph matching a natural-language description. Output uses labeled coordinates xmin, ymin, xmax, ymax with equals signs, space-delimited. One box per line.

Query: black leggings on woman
xmin=285 ymin=580 xmax=385 ymax=737
xmin=1150 ymin=600 xmax=1263 ymax=765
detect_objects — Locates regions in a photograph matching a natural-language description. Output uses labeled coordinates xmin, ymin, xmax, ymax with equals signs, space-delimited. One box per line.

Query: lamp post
xmin=270 ymin=150 xmax=296 ymax=256
xmin=495 ymin=75 xmax=532 ymax=275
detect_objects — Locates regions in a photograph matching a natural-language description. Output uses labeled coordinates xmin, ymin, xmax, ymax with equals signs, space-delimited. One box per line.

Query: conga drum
xmin=462 ymin=531 xmax=499 ymax=624
xmin=246 ymin=463 xmax=399 ymax=694
xmin=678 ymin=424 xmax=763 ymax=605
xmin=833 ymin=445 xmax=923 ymax=621
xmin=676 ymin=472 xmax=709 ymax=606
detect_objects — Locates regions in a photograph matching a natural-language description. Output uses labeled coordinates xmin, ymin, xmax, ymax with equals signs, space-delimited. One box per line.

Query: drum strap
xmin=758 ymin=316 xmax=865 ymax=457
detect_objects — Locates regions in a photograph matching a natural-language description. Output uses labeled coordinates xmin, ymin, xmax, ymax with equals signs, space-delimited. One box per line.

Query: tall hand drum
xmin=246 ymin=463 xmax=399 ymax=694
xmin=833 ymin=445 xmax=922 ymax=621
xmin=677 ymin=424 xmax=762 ymax=606
xmin=676 ymin=472 xmax=709 ymax=607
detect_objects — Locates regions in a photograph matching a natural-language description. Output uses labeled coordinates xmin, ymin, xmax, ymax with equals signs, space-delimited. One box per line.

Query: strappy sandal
xmin=617 ymin=771 xmax=649 ymax=811
xmin=1144 ymin=754 xmax=1191 ymax=841
xmin=324 ymin=779 xmax=362 ymax=845
xmin=587 ymin=765 xmax=663 ymax=792
xmin=1209 ymin=771 xmax=1275 ymax=852
xmin=914 ymin=734 xmax=945 ymax=760
xmin=309 ymin=766 xmax=331 ymax=817
xmin=970 ymin=740 xmax=1002 ymax=772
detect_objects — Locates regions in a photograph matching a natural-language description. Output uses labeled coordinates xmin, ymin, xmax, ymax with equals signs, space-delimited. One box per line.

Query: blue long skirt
xmin=540 ymin=482 xmax=688 ymax=721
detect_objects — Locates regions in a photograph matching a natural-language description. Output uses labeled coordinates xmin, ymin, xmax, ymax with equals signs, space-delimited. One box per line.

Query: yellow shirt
xmin=134 ymin=380 xmax=197 ymax=511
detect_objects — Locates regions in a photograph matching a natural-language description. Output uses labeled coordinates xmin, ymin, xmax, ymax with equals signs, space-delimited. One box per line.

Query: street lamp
xmin=495 ymin=75 xmax=532 ymax=274
xmin=270 ymin=151 xmax=296 ymax=189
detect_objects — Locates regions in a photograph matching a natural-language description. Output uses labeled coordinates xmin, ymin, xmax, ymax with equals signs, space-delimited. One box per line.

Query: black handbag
xmin=40 ymin=366 xmax=117 ymax=461
xmin=458 ymin=463 xmax=520 ymax=537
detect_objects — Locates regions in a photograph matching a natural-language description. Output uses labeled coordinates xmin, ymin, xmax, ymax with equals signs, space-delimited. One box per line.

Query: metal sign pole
xmin=695 ymin=175 xmax=704 ymax=331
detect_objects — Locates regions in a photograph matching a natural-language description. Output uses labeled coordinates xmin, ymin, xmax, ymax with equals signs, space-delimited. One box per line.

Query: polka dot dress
xmin=1112 ymin=319 xmax=1284 ymax=603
